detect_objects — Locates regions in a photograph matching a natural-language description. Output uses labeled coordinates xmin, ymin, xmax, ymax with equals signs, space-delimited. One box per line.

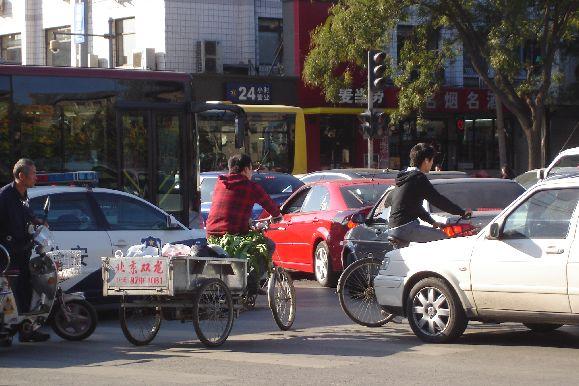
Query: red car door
xmin=286 ymin=185 xmax=334 ymax=272
xmin=266 ymin=187 xmax=310 ymax=270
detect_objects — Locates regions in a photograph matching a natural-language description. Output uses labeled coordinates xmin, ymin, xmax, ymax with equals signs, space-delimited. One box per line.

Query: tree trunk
xmin=526 ymin=127 xmax=542 ymax=170
xmin=495 ymin=98 xmax=508 ymax=169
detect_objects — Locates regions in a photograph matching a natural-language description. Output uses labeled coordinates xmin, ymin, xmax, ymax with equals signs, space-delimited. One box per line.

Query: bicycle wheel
xmin=119 ymin=297 xmax=162 ymax=346
xmin=267 ymin=267 xmax=296 ymax=331
xmin=338 ymin=257 xmax=394 ymax=327
xmin=193 ymin=278 xmax=234 ymax=347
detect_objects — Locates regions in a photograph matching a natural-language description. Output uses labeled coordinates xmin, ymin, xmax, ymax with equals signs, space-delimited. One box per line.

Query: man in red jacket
xmin=206 ymin=154 xmax=282 ymax=294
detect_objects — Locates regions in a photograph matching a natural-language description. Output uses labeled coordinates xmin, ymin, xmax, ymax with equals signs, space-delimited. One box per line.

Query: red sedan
xmin=265 ymin=179 xmax=393 ymax=287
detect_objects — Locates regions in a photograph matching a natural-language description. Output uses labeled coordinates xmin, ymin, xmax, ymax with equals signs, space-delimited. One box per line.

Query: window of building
xmin=258 ymin=18 xmax=283 ymax=66
xmin=0 ymin=33 xmax=22 ymax=64
xmin=115 ymin=17 xmax=136 ymax=67
xmin=463 ymin=48 xmax=480 ymax=87
xmin=45 ymin=26 xmax=71 ymax=66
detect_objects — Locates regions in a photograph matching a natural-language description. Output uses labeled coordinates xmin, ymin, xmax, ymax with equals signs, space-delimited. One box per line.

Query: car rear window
xmin=430 ymin=182 xmax=524 ymax=213
xmin=340 ymin=184 xmax=392 ymax=209
xmin=252 ymin=174 xmax=304 ymax=195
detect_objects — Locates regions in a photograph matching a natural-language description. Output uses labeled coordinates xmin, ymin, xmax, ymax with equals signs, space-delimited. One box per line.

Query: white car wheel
xmin=406 ymin=277 xmax=467 ymax=343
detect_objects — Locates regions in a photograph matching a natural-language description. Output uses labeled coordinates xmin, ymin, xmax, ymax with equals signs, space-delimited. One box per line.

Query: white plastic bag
xmin=161 ymin=243 xmax=191 ymax=258
xmin=126 ymin=244 xmax=159 ymax=258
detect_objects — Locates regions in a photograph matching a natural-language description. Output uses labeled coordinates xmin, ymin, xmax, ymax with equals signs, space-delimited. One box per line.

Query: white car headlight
xmin=380 ymin=256 xmax=390 ymax=271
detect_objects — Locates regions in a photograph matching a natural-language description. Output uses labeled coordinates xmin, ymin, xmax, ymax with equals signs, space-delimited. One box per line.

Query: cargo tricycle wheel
xmin=120 ymin=297 xmax=162 ymax=346
xmin=193 ymin=278 xmax=234 ymax=347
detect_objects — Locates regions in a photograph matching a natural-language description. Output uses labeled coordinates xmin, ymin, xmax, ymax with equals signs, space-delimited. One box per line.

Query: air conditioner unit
xmin=88 ymin=54 xmax=99 ymax=68
xmin=133 ymin=48 xmax=156 ymax=70
xmin=195 ymin=41 xmax=222 ymax=73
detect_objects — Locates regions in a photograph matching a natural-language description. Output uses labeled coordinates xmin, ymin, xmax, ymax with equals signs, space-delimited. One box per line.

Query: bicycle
xmin=337 ymin=214 xmax=474 ymax=327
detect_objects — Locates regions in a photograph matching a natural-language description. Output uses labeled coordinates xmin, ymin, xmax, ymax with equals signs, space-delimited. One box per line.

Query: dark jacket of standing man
xmin=0 ymin=158 xmax=50 ymax=342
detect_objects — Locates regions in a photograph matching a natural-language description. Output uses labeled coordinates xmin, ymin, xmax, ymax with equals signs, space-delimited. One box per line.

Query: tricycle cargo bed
xmin=102 ymin=256 xmax=247 ymax=296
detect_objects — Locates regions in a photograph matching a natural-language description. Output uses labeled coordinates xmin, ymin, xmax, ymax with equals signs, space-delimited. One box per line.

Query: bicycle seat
xmin=387 ymin=235 xmax=410 ymax=249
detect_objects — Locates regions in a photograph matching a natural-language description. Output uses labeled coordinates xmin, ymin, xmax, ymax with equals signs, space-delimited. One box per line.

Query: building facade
xmin=282 ymin=0 xmax=579 ymax=174
xmin=0 ymin=0 xmax=285 ymax=76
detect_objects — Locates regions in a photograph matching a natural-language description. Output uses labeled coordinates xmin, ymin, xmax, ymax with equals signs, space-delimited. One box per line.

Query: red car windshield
xmin=340 ymin=184 xmax=391 ymax=209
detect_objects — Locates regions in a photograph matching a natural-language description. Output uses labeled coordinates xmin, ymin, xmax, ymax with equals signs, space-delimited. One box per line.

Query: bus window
xmin=197 ymin=110 xmax=295 ymax=173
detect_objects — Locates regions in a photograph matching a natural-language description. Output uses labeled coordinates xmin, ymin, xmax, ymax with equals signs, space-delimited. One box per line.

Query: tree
xmin=303 ymin=0 xmax=579 ymax=169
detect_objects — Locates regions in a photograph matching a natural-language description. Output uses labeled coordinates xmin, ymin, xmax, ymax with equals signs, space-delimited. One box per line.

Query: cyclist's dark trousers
xmin=9 ymin=252 xmax=32 ymax=314
xmin=389 ymin=219 xmax=447 ymax=243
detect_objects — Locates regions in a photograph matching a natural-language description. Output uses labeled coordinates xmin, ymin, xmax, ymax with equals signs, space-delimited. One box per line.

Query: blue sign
xmin=226 ymin=82 xmax=272 ymax=104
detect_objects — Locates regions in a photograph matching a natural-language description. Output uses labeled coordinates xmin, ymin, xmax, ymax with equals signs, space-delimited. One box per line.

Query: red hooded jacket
xmin=205 ymin=173 xmax=281 ymax=236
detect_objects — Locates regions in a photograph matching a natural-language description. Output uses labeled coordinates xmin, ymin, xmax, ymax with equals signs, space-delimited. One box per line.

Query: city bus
xmin=0 ymin=65 xmax=306 ymax=226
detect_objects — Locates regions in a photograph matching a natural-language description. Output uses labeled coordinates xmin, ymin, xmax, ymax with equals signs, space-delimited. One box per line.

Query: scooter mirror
xmin=43 ymin=196 xmax=51 ymax=218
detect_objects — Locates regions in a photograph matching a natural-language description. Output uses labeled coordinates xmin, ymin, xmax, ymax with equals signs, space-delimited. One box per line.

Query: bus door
xmin=117 ymin=109 xmax=186 ymax=221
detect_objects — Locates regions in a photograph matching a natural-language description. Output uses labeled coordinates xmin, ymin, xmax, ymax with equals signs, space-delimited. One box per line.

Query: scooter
xmin=0 ymin=219 xmax=97 ymax=347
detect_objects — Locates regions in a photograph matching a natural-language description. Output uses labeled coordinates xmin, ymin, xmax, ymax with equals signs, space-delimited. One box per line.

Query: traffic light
xmin=369 ymin=50 xmax=388 ymax=90
xmin=358 ymin=110 xmax=389 ymax=138
xmin=358 ymin=110 xmax=374 ymax=138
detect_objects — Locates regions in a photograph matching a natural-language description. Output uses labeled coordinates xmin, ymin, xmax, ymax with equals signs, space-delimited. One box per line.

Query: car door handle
xmin=312 ymin=218 xmax=319 ymax=223
xmin=270 ymin=226 xmax=286 ymax=231
xmin=546 ymin=246 xmax=565 ymax=255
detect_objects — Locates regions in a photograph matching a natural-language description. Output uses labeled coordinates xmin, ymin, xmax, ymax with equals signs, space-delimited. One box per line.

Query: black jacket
xmin=387 ymin=169 xmax=465 ymax=228
xmin=0 ymin=182 xmax=35 ymax=261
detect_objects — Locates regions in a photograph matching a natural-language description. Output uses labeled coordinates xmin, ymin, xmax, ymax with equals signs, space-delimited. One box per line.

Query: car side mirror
xmin=350 ymin=212 xmax=366 ymax=225
xmin=537 ymin=168 xmax=545 ymax=180
xmin=487 ymin=222 xmax=502 ymax=240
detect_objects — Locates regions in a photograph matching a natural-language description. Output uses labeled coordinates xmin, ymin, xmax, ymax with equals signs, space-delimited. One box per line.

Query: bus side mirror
xmin=537 ymin=169 xmax=545 ymax=180
xmin=487 ymin=222 xmax=502 ymax=240
xmin=235 ymin=117 xmax=247 ymax=149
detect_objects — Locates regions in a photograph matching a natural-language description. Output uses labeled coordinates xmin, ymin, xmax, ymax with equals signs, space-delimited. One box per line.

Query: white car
xmin=28 ymin=186 xmax=205 ymax=303
xmin=374 ymin=175 xmax=579 ymax=343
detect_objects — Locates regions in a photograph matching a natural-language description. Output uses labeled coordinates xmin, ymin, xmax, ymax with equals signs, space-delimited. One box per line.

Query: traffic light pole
xmin=367 ymin=50 xmax=374 ymax=168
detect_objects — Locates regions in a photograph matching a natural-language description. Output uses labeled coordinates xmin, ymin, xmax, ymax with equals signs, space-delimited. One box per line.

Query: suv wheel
xmin=406 ymin=277 xmax=467 ymax=343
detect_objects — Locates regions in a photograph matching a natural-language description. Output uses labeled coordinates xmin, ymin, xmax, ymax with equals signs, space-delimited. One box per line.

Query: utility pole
xmin=367 ymin=51 xmax=374 ymax=168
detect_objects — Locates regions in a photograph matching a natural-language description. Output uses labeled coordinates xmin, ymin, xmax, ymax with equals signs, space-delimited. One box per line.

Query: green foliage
xmin=207 ymin=232 xmax=271 ymax=276
xmin=303 ymin=0 xmax=578 ymax=168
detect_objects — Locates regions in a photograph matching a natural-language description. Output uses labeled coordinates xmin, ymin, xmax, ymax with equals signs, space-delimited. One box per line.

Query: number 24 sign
xmin=226 ymin=82 xmax=272 ymax=104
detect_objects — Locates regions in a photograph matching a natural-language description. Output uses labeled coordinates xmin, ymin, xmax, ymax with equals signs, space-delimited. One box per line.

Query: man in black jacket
xmin=388 ymin=143 xmax=471 ymax=243
xmin=0 ymin=158 xmax=50 ymax=342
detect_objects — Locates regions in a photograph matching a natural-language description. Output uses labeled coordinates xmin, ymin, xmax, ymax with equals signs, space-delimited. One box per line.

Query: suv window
xmin=30 ymin=193 xmax=99 ymax=231
xmin=502 ymin=188 xmax=579 ymax=239
xmin=282 ymin=188 xmax=310 ymax=214
xmin=302 ymin=186 xmax=330 ymax=212
xmin=93 ymin=193 xmax=168 ymax=230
